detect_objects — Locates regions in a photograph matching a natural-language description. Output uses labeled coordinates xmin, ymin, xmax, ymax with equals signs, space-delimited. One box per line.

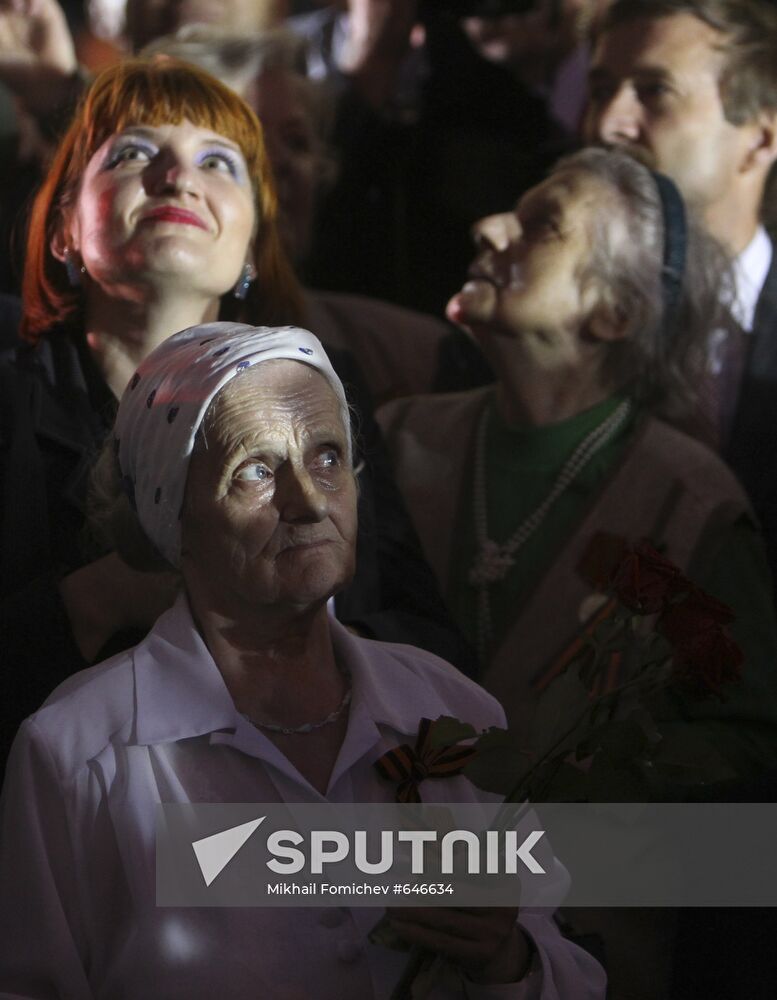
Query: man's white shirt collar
xmin=731 ymin=225 xmax=773 ymax=332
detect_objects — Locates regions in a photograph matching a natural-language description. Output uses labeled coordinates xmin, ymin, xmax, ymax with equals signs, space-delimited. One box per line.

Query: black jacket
xmin=726 ymin=245 xmax=777 ymax=590
xmin=0 ymin=325 xmax=475 ymax=768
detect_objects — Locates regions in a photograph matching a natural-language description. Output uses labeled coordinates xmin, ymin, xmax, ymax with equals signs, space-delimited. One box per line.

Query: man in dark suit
xmin=582 ymin=6 xmax=777 ymax=999
xmin=583 ymin=0 xmax=777 ymax=590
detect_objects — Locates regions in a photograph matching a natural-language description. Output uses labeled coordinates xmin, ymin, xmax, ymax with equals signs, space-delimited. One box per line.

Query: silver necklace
xmin=242 ymin=673 xmax=352 ymax=736
xmin=469 ymin=398 xmax=632 ymax=659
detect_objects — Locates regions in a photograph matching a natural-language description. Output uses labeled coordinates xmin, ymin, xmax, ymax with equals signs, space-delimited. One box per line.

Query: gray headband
xmin=114 ymin=322 xmax=351 ymax=568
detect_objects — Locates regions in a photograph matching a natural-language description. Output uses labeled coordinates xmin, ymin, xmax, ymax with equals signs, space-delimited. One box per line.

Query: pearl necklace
xmin=469 ymin=398 xmax=632 ymax=660
xmin=242 ymin=671 xmax=352 ymax=736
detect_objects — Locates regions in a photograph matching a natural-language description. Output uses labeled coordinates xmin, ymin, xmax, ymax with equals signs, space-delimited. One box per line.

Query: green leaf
xmin=464 ymin=740 xmax=534 ymax=796
xmin=598 ymin=720 xmax=649 ymax=762
xmin=529 ymin=669 xmax=592 ymax=760
xmin=584 ymin=752 xmax=653 ymax=802
xmin=648 ymin=726 xmax=738 ymax=787
xmin=575 ymin=642 xmax=601 ymax=689
xmin=590 ymin=616 xmax=628 ymax=652
xmin=528 ymin=759 xmax=589 ymax=802
xmin=587 ymin=693 xmax=617 ymax=729
xmin=474 ymin=724 xmax=518 ymax=748
xmin=427 ymin=716 xmax=478 ymax=750
xmin=574 ymin=721 xmax=614 ymax=760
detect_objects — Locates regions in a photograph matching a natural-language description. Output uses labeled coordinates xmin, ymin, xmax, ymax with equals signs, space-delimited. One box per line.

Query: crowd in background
xmin=1 ymin=2 xmax=777 ymax=999
xmin=0 ymin=0 xmax=608 ymax=311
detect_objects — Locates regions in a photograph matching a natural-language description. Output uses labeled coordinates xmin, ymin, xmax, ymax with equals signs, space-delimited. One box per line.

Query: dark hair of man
xmin=602 ymin=0 xmax=777 ymax=125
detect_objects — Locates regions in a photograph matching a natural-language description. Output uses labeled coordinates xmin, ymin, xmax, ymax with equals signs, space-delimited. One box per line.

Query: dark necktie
xmin=697 ymin=312 xmax=749 ymax=451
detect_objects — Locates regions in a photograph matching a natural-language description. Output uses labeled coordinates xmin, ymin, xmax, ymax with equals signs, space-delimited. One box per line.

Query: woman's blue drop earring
xmin=64 ymin=248 xmax=85 ymax=288
xmin=233 ymin=263 xmax=256 ymax=300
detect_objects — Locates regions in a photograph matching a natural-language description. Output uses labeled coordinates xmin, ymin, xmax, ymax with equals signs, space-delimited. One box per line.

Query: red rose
xmin=659 ymin=589 xmax=743 ymax=697
xmin=660 ymin=587 xmax=735 ymax=633
xmin=670 ymin=630 xmax=744 ymax=698
xmin=611 ymin=541 xmax=685 ymax=614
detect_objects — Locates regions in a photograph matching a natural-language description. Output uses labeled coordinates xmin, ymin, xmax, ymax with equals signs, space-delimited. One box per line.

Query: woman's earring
xmin=233 ymin=262 xmax=256 ymax=300
xmin=64 ymin=248 xmax=85 ymax=288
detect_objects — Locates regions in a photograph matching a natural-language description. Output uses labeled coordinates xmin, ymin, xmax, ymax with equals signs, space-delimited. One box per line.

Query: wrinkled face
xmin=583 ymin=14 xmax=750 ymax=213
xmin=181 ymin=360 xmax=357 ymax=617
xmin=62 ymin=119 xmax=257 ymax=302
xmin=246 ymin=69 xmax=320 ymax=266
xmin=448 ymin=169 xmax=614 ymax=367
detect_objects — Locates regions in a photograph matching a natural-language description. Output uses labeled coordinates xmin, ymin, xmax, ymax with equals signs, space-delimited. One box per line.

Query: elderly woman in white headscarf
xmin=0 ymin=323 xmax=604 ymax=999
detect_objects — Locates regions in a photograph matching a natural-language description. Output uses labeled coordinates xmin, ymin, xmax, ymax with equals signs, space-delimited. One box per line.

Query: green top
xmin=447 ymin=391 xmax=635 ymax=659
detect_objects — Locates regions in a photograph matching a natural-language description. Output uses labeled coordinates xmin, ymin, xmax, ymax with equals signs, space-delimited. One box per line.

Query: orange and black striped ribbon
xmin=374 ymin=717 xmax=478 ymax=803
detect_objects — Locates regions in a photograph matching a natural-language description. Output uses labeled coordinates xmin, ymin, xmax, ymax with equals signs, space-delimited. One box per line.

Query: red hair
xmin=22 ymin=57 xmax=303 ymax=343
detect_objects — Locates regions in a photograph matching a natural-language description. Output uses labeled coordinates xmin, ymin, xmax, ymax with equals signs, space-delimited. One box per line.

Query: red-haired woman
xmin=0 ymin=58 xmax=469 ymax=767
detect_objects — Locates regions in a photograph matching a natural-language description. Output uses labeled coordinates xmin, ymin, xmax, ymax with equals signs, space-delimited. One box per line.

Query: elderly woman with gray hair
xmin=0 ymin=324 xmax=604 ymax=998
xmin=378 ymin=147 xmax=777 ymax=771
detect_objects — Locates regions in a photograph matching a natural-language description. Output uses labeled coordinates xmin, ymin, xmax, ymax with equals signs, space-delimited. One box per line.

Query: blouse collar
xmin=132 ymin=593 xmax=461 ymax=749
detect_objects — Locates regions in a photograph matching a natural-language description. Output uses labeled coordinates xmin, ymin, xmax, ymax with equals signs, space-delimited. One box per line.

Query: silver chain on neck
xmin=242 ymin=671 xmax=352 ymax=736
xmin=469 ymin=398 xmax=632 ymax=662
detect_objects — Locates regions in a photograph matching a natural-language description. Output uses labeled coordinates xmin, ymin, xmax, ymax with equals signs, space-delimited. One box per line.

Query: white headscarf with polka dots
xmin=113 ymin=322 xmax=351 ymax=568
